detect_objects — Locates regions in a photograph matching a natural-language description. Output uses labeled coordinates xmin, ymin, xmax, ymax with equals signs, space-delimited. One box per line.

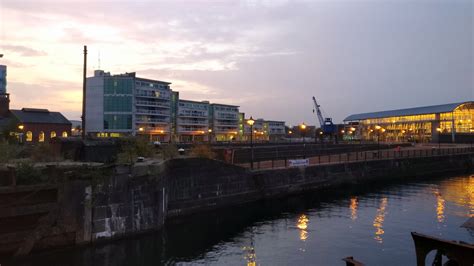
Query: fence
xmin=236 ymin=146 xmax=474 ymax=170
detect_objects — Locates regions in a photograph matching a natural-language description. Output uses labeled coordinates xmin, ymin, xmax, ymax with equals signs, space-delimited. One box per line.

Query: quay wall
xmin=0 ymin=153 xmax=473 ymax=259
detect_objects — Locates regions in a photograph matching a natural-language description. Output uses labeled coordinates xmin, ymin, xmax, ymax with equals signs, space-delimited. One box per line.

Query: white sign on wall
xmin=288 ymin=159 xmax=309 ymax=167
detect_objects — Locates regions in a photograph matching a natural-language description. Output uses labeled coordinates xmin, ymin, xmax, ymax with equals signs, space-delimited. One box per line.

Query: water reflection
xmin=243 ymin=231 xmax=257 ymax=266
xmin=350 ymin=197 xmax=358 ymax=221
xmin=297 ymin=214 xmax=309 ymax=241
xmin=435 ymin=190 xmax=445 ymax=223
xmin=373 ymin=198 xmax=388 ymax=243
xmin=439 ymin=175 xmax=474 ymax=217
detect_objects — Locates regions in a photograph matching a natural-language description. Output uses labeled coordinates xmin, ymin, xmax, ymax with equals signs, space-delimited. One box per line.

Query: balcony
xmin=135 ymin=118 xmax=169 ymax=124
xmin=135 ymin=100 xmax=170 ymax=108
xmin=135 ymin=109 xmax=170 ymax=116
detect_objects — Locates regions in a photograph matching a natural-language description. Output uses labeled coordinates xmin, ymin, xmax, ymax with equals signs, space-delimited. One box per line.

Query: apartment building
xmin=85 ymin=70 xmax=172 ymax=141
xmin=209 ymin=103 xmax=240 ymax=141
xmin=177 ymin=99 xmax=210 ymax=142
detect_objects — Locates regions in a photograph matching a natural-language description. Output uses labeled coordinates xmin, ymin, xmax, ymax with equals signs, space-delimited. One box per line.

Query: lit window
xmin=62 ymin=131 xmax=68 ymax=137
xmin=51 ymin=131 xmax=57 ymax=138
xmin=26 ymin=131 xmax=32 ymax=142
xmin=39 ymin=131 xmax=45 ymax=142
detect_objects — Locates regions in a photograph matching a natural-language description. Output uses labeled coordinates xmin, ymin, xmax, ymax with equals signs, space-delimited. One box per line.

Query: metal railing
xmin=236 ymin=146 xmax=474 ymax=170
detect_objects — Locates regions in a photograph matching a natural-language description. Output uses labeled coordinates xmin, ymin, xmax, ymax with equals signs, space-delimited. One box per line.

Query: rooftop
xmin=10 ymin=108 xmax=71 ymax=125
xmin=344 ymin=102 xmax=472 ymax=121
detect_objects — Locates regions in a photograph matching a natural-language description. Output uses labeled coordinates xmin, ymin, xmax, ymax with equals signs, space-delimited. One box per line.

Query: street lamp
xmin=300 ymin=122 xmax=307 ymax=158
xmin=17 ymin=124 xmax=24 ymax=144
xmin=288 ymin=130 xmax=293 ymax=143
xmin=208 ymin=128 xmax=212 ymax=144
xmin=436 ymin=127 xmax=442 ymax=149
xmin=247 ymin=116 xmax=255 ymax=170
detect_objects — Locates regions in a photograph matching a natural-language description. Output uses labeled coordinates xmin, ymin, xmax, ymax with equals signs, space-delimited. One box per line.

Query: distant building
xmin=241 ymin=116 xmax=286 ymax=142
xmin=85 ymin=70 xmax=173 ymax=141
xmin=85 ymin=69 xmax=290 ymax=143
xmin=9 ymin=108 xmax=71 ymax=143
xmin=177 ymin=99 xmax=210 ymax=142
xmin=344 ymin=102 xmax=474 ymax=143
xmin=209 ymin=103 xmax=240 ymax=141
xmin=0 ymin=65 xmax=6 ymax=94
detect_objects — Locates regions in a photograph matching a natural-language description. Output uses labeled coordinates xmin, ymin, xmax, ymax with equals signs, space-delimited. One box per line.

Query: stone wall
xmin=90 ymin=166 xmax=166 ymax=241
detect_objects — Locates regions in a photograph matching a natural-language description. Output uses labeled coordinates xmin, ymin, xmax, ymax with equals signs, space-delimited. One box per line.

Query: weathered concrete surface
xmin=0 ymin=165 xmax=166 ymax=258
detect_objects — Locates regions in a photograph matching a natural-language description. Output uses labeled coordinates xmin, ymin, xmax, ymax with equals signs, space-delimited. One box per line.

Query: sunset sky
xmin=0 ymin=0 xmax=472 ymax=125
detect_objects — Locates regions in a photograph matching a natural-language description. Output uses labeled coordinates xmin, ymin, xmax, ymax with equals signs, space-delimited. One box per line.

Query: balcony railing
xmin=135 ymin=100 xmax=170 ymax=108
xmin=135 ymin=109 xmax=170 ymax=116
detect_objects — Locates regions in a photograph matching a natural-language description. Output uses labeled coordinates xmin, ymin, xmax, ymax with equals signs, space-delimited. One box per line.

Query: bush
xmin=30 ymin=143 xmax=58 ymax=162
xmin=116 ymin=137 xmax=154 ymax=164
xmin=0 ymin=141 xmax=23 ymax=163
xmin=161 ymin=144 xmax=179 ymax=160
xmin=15 ymin=162 xmax=47 ymax=185
xmin=190 ymin=144 xmax=216 ymax=159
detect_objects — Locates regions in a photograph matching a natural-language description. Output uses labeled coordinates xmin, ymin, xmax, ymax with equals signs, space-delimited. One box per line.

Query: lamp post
xmin=18 ymin=124 xmax=24 ymax=144
xmin=247 ymin=116 xmax=255 ymax=169
xmin=436 ymin=127 xmax=442 ymax=149
xmin=300 ymin=123 xmax=307 ymax=158
xmin=288 ymin=130 xmax=292 ymax=143
xmin=208 ymin=128 xmax=212 ymax=144
xmin=375 ymin=125 xmax=381 ymax=145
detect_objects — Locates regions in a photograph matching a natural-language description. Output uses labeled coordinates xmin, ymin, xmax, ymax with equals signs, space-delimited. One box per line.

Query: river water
xmin=8 ymin=174 xmax=474 ymax=266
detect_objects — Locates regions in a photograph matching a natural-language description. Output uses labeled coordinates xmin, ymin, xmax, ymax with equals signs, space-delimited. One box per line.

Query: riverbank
xmin=0 ymin=151 xmax=473 ymax=259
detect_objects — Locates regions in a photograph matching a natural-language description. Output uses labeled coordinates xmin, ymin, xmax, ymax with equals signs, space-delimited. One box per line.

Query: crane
xmin=312 ymin=96 xmax=336 ymax=134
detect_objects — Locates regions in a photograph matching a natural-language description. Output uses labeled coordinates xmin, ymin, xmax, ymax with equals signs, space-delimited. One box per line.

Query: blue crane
xmin=312 ymin=96 xmax=336 ymax=134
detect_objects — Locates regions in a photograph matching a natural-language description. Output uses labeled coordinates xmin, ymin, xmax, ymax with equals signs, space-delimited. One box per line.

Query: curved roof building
xmin=343 ymin=101 xmax=474 ymax=143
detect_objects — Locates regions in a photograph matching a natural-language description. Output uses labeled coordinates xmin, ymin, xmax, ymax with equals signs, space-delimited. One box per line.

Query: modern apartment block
xmin=85 ymin=70 xmax=287 ymax=143
xmin=266 ymin=120 xmax=286 ymax=141
xmin=177 ymin=99 xmax=210 ymax=142
xmin=209 ymin=103 xmax=240 ymax=141
xmin=242 ymin=117 xmax=286 ymax=142
xmin=85 ymin=70 xmax=173 ymax=141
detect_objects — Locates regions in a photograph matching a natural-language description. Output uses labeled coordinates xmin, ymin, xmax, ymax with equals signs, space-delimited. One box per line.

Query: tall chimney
xmin=82 ymin=45 xmax=87 ymax=139
xmin=0 ymin=93 xmax=10 ymax=117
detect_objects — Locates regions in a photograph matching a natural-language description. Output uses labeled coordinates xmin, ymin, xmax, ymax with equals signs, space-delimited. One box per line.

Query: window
xmin=51 ymin=131 xmax=57 ymax=138
xmin=26 ymin=131 xmax=32 ymax=142
xmin=62 ymin=131 xmax=68 ymax=137
xmin=39 ymin=131 xmax=45 ymax=142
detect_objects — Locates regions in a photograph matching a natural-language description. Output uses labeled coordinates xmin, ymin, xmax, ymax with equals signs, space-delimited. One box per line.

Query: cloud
xmin=1 ymin=0 xmax=472 ymax=125
xmin=2 ymin=44 xmax=47 ymax=57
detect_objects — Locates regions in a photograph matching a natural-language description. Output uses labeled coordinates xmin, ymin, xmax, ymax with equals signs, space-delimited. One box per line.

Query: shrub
xmin=15 ymin=162 xmax=47 ymax=185
xmin=116 ymin=137 xmax=154 ymax=164
xmin=190 ymin=144 xmax=216 ymax=159
xmin=0 ymin=141 xmax=23 ymax=163
xmin=161 ymin=144 xmax=179 ymax=160
xmin=30 ymin=143 xmax=58 ymax=162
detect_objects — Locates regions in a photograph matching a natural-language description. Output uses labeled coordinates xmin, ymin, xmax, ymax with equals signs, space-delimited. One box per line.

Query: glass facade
xmin=104 ymin=114 xmax=132 ymax=130
xmin=104 ymin=96 xmax=132 ymax=112
xmin=103 ymin=76 xmax=133 ymax=130
xmin=104 ymin=78 xmax=133 ymax=94
xmin=347 ymin=102 xmax=474 ymax=143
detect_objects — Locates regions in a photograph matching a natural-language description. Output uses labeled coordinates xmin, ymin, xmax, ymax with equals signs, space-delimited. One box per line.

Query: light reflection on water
xmin=372 ymin=197 xmax=388 ymax=244
xmin=6 ymin=175 xmax=474 ymax=266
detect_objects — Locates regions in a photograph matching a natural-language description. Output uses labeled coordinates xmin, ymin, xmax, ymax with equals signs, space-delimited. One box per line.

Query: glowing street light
xmin=436 ymin=127 xmax=442 ymax=149
xmin=300 ymin=122 xmax=307 ymax=158
xmin=247 ymin=116 xmax=255 ymax=169
xmin=18 ymin=124 xmax=24 ymax=130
